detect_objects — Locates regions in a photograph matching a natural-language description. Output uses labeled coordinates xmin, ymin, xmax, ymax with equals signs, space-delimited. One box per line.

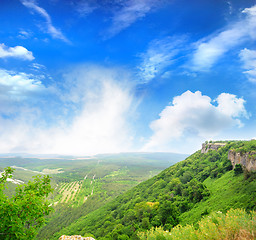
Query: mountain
xmin=47 ymin=140 xmax=256 ymax=240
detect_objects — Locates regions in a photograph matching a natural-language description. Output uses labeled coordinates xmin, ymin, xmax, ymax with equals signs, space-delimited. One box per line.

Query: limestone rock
xmin=59 ymin=235 xmax=95 ymax=240
xmin=228 ymin=150 xmax=256 ymax=172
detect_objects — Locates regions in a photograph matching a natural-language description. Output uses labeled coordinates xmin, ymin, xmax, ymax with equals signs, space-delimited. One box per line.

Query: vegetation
xmin=0 ymin=167 xmax=53 ymax=240
xmin=31 ymin=153 xmax=183 ymax=239
xmin=231 ymin=139 xmax=256 ymax=153
xmin=1 ymin=141 xmax=256 ymax=239
xmin=0 ymin=153 xmax=182 ymax=239
xmin=139 ymin=208 xmax=256 ymax=240
xmin=52 ymin=140 xmax=256 ymax=239
xmin=234 ymin=164 xmax=243 ymax=175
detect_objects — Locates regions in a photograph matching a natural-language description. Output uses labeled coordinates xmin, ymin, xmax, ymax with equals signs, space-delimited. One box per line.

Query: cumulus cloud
xmin=0 ymin=65 xmax=136 ymax=155
xmin=143 ymin=91 xmax=248 ymax=152
xmin=239 ymin=48 xmax=256 ymax=83
xmin=190 ymin=4 xmax=256 ymax=71
xmin=138 ymin=37 xmax=185 ymax=83
xmin=104 ymin=0 xmax=164 ymax=39
xmin=0 ymin=43 xmax=34 ymax=60
xmin=216 ymin=93 xmax=248 ymax=119
xmin=20 ymin=0 xmax=70 ymax=43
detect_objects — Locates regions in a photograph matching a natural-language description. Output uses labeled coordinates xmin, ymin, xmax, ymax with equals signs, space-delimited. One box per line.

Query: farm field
xmin=0 ymin=152 xmax=187 ymax=239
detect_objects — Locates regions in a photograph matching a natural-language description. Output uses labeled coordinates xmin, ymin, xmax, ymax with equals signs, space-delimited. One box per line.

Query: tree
xmin=0 ymin=167 xmax=53 ymax=239
xmin=159 ymin=201 xmax=178 ymax=227
xmin=234 ymin=164 xmax=243 ymax=175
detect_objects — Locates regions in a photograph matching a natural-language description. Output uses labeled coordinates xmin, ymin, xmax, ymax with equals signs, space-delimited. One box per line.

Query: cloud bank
xmin=143 ymin=91 xmax=248 ymax=153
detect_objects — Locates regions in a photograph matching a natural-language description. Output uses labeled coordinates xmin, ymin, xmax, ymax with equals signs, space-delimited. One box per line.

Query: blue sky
xmin=0 ymin=0 xmax=256 ymax=155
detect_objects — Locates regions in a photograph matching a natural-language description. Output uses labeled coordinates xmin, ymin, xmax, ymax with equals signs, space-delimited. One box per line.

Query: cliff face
xmin=228 ymin=150 xmax=256 ymax=172
xmin=201 ymin=143 xmax=226 ymax=153
xmin=201 ymin=141 xmax=256 ymax=172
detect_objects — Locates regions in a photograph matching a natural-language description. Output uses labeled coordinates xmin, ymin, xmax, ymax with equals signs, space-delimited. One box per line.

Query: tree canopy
xmin=0 ymin=167 xmax=53 ymax=239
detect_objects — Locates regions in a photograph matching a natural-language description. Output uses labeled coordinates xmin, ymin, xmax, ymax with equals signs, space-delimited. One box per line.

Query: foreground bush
xmin=0 ymin=167 xmax=53 ymax=239
xmin=139 ymin=208 xmax=256 ymax=240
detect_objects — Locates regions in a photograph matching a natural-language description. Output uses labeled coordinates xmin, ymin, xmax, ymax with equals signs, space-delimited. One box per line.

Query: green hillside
xmin=0 ymin=152 xmax=186 ymax=239
xmin=139 ymin=208 xmax=256 ymax=240
xmin=51 ymin=140 xmax=256 ymax=240
xmin=23 ymin=153 xmax=184 ymax=239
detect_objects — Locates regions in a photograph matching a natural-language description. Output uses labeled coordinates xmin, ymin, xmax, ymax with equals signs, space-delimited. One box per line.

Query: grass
xmin=139 ymin=208 xmax=256 ymax=240
xmin=179 ymin=171 xmax=256 ymax=225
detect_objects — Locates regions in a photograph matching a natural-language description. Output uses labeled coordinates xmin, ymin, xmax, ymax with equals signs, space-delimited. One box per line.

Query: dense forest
xmin=51 ymin=140 xmax=256 ymax=239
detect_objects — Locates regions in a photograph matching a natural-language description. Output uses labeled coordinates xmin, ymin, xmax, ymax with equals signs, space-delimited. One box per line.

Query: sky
xmin=0 ymin=0 xmax=256 ymax=156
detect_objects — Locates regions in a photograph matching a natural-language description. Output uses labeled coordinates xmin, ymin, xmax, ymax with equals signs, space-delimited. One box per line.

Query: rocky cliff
xmin=228 ymin=150 xmax=256 ymax=172
xmin=201 ymin=142 xmax=226 ymax=153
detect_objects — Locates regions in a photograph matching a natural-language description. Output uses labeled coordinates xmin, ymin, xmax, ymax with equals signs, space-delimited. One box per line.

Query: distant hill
xmin=0 ymin=152 xmax=188 ymax=169
xmin=51 ymin=140 xmax=256 ymax=240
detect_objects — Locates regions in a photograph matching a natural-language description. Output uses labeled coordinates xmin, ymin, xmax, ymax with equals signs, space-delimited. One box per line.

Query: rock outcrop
xmin=59 ymin=236 xmax=95 ymax=240
xmin=228 ymin=150 xmax=256 ymax=172
xmin=201 ymin=142 xmax=226 ymax=153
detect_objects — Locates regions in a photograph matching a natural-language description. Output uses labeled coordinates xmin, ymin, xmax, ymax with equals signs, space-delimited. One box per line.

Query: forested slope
xmin=45 ymin=140 xmax=256 ymax=239
xmin=36 ymin=153 xmax=186 ymax=239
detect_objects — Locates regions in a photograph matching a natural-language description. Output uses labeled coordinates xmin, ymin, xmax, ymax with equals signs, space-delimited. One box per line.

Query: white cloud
xmin=31 ymin=63 xmax=46 ymax=70
xmin=138 ymin=37 xmax=185 ymax=83
xmin=0 ymin=68 xmax=46 ymax=116
xmin=73 ymin=0 xmax=98 ymax=16
xmin=0 ymin=65 xmax=136 ymax=155
xmin=216 ymin=92 xmax=248 ymax=119
xmin=226 ymin=1 xmax=233 ymax=15
xmin=20 ymin=0 xmax=70 ymax=43
xmin=0 ymin=43 xmax=34 ymax=60
xmin=104 ymin=0 xmax=163 ymax=39
xmin=239 ymin=48 xmax=256 ymax=83
xmin=0 ymin=69 xmax=44 ymax=98
xmin=143 ymin=91 xmax=248 ymax=153
xmin=190 ymin=4 xmax=256 ymax=71
xmin=69 ymin=0 xmax=166 ymax=39
xmin=18 ymin=30 xmax=32 ymax=39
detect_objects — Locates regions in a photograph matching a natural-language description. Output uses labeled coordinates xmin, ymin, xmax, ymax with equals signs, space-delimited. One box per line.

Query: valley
xmin=1 ymin=141 xmax=256 ymax=239
xmin=45 ymin=140 xmax=256 ymax=239
xmin=0 ymin=152 xmax=187 ymax=239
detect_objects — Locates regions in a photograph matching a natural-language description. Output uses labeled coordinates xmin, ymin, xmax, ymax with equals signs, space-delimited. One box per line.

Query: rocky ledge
xmin=201 ymin=142 xmax=226 ymax=153
xmin=59 ymin=235 xmax=95 ymax=240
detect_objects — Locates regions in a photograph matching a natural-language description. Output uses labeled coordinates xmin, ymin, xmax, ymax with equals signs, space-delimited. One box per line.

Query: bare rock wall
xmin=228 ymin=150 xmax=256 ymax=172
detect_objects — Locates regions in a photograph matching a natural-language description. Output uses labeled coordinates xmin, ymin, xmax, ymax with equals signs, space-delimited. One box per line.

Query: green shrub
xmin=139 ymin=209 xmax=256 ymax=240
xmin=234 ymin=164 xmax=243 ymax=175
